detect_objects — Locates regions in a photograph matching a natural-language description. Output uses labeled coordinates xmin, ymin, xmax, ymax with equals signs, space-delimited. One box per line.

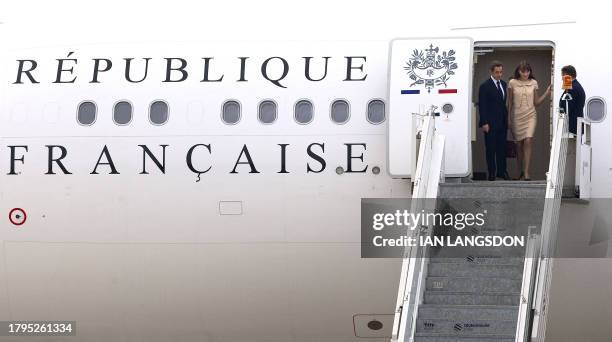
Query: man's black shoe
xmin=497 ymin=172 xmax=511 ymax=181
xmin=488 ymin=175 xmax=496 ymax=181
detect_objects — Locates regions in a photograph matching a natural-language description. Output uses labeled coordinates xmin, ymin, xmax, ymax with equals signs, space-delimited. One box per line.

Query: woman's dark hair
xmin=514 ymin=61 xmax=536 ymax=80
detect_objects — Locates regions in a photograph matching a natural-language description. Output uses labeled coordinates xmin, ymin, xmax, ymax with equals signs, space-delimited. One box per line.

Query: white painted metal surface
xmin=0 ymin=18 xmax=611 ymax=341
xmin=515 ymin=227 xmax=541 ymax=342
xmin=529 ymin=111 xmax=568 ymax=342
xmin=391 ymin=110 xmax=445 ymax=342
xmin=388 ymin=37 xmax=472 ymax=178
xmin=576 ymin=117 xmax=591 ymax=199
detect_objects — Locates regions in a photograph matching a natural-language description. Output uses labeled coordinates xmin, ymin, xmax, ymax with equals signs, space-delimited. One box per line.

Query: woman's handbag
xmin=506 ymin=130 xmax=517 ymax=158
xmin=506 ymin=140 xmax=517 ymax=158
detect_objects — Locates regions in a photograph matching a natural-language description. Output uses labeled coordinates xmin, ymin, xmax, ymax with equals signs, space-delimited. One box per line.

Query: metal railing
xmin=515 ymin=226 xmax=541 ymax=342
xmin=575 ymin=117 xmax=591 ymax=199
xmin=515 ymin=108 xmax=568 ymax=342
xmin=391 ymin=107 xmax=446 ymax=342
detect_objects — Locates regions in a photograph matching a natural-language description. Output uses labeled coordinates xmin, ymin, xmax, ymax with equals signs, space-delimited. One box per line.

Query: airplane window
xmin=258 ymin=100 xmax=277 ymax=124
xmin=222 ymin=100 xmax=241 ymax=124
xmin=367 ymin=99 xmax=386 ymax=124
xmin=294 ymin=100 xmax=314 ymax=124
xmin=586 ymin=97 xmax=606 ymax=123
xmin=331 ymin=99 xmax=350 ymax=124
xmin=113 ymin=101 xmax=133 ymax=125
xmin=149 ymin=100 xmax=169 ymax=125
xmin=77 ymin=101 xmax=97 ymax=125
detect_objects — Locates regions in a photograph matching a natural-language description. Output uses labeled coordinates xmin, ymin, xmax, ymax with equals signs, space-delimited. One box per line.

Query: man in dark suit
xmin=558 ymin=65 xmax=586 ymax=135
xmin=479 ymin=61 xmax=510 ymax=181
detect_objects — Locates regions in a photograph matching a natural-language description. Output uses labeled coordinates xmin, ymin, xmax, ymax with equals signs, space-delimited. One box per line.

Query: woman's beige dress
xmin=508 ymin=78 xmax=538 ymax=141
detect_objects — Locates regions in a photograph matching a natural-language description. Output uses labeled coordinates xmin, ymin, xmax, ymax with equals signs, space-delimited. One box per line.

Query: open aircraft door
xmin=575 ymin=117 xmax=591 ymax=199
xmin=387 ymin=37 xmax=473 ymax=178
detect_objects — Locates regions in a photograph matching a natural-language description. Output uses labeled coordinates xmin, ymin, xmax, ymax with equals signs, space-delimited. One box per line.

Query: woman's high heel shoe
xmin=516 ymin=172 xmax=525 ymax=181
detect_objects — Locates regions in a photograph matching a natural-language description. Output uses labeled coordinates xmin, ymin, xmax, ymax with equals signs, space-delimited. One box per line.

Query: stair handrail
xmin=515 ymin=226 xmax=541 ymax=342
xmin=391 ymin=106 xmax=445 ymax=342
xmin=519 ymin=107 xmax=568 ymax=342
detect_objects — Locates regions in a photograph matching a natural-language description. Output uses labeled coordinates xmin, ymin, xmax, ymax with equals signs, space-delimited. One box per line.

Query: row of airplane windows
xmin=76 ymin=99 xmax=387 ymax=126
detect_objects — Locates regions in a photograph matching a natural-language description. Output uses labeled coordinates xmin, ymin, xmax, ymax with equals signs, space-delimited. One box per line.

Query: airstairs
xmin=390 ymin=109 xmax=569 ymax=342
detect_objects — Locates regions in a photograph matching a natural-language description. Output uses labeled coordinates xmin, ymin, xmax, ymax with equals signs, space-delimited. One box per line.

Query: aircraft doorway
xmin=471 ymin=42 xmax=555 ymax=181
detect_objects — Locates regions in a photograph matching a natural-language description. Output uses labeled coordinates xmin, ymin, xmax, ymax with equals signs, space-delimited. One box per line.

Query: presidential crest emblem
xmin=404 ymin=44 xmax=458 ymax=93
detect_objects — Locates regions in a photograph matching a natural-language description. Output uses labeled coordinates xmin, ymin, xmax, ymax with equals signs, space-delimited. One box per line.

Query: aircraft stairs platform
xmin=390 ymin=108 xmax=570 ymax=342
xmin=412 ymin=181 xmax=544 ymax=342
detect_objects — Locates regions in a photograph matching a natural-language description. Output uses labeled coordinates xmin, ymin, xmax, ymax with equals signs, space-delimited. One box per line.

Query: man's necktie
xmin=496 ymin=80 xmax=504 ymax=99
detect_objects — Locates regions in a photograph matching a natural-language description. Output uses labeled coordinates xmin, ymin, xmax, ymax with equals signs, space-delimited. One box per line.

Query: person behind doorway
xmin=478 ymin=61 xmax=510 ymax=181
xmin=559 ymin=65 xmax=586 ymax=135
xmin=558 ymin=65 xmax=586 ymax=194
xmin=507 ymin=61 xmax=551 ymax=181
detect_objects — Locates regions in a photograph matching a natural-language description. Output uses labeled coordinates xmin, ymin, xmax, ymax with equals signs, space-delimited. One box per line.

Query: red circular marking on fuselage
xmin=9 ymin=208 xmax=27 ymax=226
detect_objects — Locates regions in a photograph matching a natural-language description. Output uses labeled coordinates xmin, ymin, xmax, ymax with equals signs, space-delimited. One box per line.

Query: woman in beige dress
xmin=507 ymin=61 xmax=551 ymax=180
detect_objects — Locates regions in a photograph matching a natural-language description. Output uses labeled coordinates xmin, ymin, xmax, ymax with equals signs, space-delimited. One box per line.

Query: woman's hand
xmin=545 ymin=84 xmax=552 ymax=97
xmin=535 ymin=85 xmax=552 ymax=106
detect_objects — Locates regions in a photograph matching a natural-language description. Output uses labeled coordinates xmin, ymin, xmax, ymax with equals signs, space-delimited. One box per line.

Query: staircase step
xmin=416 ymin=318 xmax=517 ymax=335
xmin=435 ymin=200 xmax=543 ymax=229
xmin=427 ymin=263 xmax=523 ymax=278
xmin=424 ymin=292 xmax=520 ymax=305
xmin=414 ymin=332 xmax=515 ymax=342
xmin=427 ymin=245 xmax=527 ymax=260
xmin=431 ymin=213 xmax=538 ymax=234
xmin=428 ymin=257 xmax=524 ymax=265
xmin=433 ymin=224 xmax=530 ymax=236
xmin=417 ymin=304 xmax=518 ymax=321
xmin=409 ymin=182 xmax=541 ymax=341
xmin=439 ymin=182 xmax=546 ymax=199
xmin=426 ymin=276 xmax=522 ymax=293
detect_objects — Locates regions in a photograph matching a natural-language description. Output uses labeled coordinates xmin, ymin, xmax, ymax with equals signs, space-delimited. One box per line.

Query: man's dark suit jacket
xmin=559 ymin=79 xmax=586 ymax=134
xmin=478 ymin=78 xmax=508 ymax=131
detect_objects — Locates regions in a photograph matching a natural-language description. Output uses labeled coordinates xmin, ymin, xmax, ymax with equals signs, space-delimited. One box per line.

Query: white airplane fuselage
xmin=1 ymin=21 xmax=611 ymax=342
